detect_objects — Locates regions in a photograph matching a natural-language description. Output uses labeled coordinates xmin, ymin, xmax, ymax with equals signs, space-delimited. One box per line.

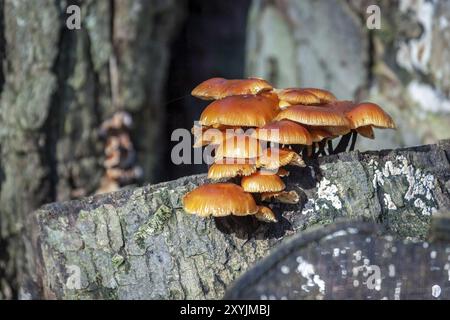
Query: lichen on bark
xmin=21 ymin=140 xmax=450 ymax=299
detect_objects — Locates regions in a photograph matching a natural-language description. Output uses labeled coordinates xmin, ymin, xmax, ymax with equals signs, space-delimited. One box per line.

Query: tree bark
xmin=0 ymin=0 xmax=185 ymax=299
xmin=245 ymin=0 xmax=450 ymax=151
xmin=20 ymin=140 xmax=450 ymax=299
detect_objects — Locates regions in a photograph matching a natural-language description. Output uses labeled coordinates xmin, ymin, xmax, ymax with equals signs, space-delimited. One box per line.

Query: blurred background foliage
xmin=0 ymin=0 xmax=450 ymax=298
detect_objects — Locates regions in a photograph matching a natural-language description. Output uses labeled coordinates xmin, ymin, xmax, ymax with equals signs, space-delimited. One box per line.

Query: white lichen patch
xmin=296 ymin=256 xmax=326 ymax=295
xmin=301 ymin=177 xmax=342 ymax=215
xmin=384 ymin=194 xmax=397 ymax=210
xmin=368 ymin=155 xmax=437 ymax=215
xmin=280 ymin=265 xmax=290 ymax=274
xmin=324 ymin=230 xmax=347 ymax=240
xmin=389 ymin=264 xmax=396 ymax=277
xmin=432 ymin=284 xmax=442 ymax=298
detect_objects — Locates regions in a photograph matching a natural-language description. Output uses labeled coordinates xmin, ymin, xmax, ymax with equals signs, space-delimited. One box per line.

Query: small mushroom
xmin=255 ymin=206 xmax=278 ymax=223
xmin=261 ymin=190 xmax=300 ymax=204
xmin=207 ymin=163 xmax=257 ymax=180
xmin=191 ymin=77 xmax=273 ymax=100
xmin=340 ymin=102 xmax=395 ymax=152
xmin=183 ymin=183 xmax=258 ymax=217
xmin=241 ymin=171 xmax=286 ymax=193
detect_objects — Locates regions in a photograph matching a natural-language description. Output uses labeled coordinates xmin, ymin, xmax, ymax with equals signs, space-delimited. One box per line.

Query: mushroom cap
xmin=261 ymin=190 xmax=300 ymax=204
xmin=191 ymin=77 xmax=273 ymax=100
xmin=255 ymin=206 xmax=278 ymax=223
xmin=251 ymin=120 xmax=313 ymax=145
xmin=241 ymin=171 xmax=286 ymax=193
xmin=276 ymin=88 xmax=321 ymax=105
xmin=307 ymin=127 xmax=336 ymax=142
xmin=302 ymin=88 xmax=337 ymax=103
xmin=200 ymin=95 xmax=279 ymax=127
xmin=256 ymin=148 xmax=303 ymax=169
xmin=192 ymin=126 xmax=243 ymax=148
xmin=274 ymin=105 xmax=350 ymax=127
xmin=345 ymin=102 xmax=396 ymax=129
xmin=183 ymin=183 xmax=258 ymax=217
xmin=208 ymin=163 xmax=257 ymax=180
xmin=215 ymin=135 xmax=263 ymax=160
xmin=356 ymin=125 xmax=375 ymax=139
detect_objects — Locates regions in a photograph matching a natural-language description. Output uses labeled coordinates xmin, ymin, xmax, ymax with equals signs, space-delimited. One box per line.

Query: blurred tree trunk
xmin=0 ymin=0 xmax=185 ymax=299
xmin=246 ymin=0 xmax=450 ymax=151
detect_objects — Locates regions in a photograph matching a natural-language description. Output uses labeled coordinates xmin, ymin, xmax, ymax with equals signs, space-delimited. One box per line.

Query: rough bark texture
xmin=246 ymin=0 xmax=450 ymax=151
xmin=21 ymin=140 xmax=450 ymax=299
xmin=0 ymin=0 xmax=185 ymax=299
xmin=225 ymin=219 xmax=450 ymax=300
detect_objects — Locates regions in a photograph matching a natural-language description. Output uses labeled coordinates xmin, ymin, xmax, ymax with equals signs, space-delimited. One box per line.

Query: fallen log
xmin=225 ymin=218 xmax=450 ymax=300
xmin=20 ymin=140 xmax=450 ymax=299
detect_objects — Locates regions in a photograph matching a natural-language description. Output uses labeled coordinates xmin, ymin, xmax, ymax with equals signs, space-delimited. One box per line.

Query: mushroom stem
xmin=304 ymin=145 xmax=314 ymax=158
xmin=334 ymin=131 xmax=352 ymax=154
xmin=349 ymin=130 xmax=358 ymax=151
xmin=318 ymin=140 xmax=327 ymax=156
xmin=327 ymin=139 xmax=334 ymax=155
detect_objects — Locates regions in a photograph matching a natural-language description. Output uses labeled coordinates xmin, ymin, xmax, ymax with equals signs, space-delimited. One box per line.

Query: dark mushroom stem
xmin=333 ymin=131 xmax=352 ymax=154
xmin=327 ymin=140 xmax=334 ymax=155
xmin=316 ymin=140 xmax=327 ymax=157
xmin=303 ymin=144 xmax=315 ymax=159
xmin=349 ymin=130 xmax=358 ymax=151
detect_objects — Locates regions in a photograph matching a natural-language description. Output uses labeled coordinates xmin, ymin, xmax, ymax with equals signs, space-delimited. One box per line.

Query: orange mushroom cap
xmin=255 ymin=206 xmax=278 ymax=223
xmin=275 ymin=88 xmax=321 ymax=105
xmin=207 ymin=163 xmax=257 ymax=180
xmin=302 ymin=88 xmax=337 ymax=103
xmin=191 ymin=77 xmax=273 ymax=100
xmin=215 ymin=135 xmax=263 ymax=160
xmin=241 ymin=171 xmax=286 ymax=193
xmin=200 ymin=95 xmax=279 ymax=128
xmin=183 ymin=183 xmax=258 ymax=217
xmin=256 ymin=148 xmax=304 ymax=169
xmin=261 ymin=190 xmax=300 ymax=204
xmin=356 ymin=125 xmax=375 ymax=139
xmin=251 ymin=120 xmax=312 ymax=145
xmin=345 ymin=102 xmax=396 ymax=129
xmin=193 ymin=126 xmax=243 ymax=148
xmin=274 ymin=105 xmax=350 ymax=127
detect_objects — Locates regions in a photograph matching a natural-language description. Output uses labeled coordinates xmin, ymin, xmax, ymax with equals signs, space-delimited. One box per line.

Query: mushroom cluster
xmin=183 ymin=77 xmax=395 ymax=222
